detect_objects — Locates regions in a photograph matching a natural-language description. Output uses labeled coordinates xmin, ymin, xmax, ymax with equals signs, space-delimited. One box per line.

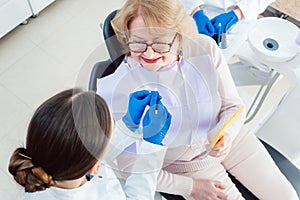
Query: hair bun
xmin=32 ymin=167 xmax=53 ymax=186
xmin=8 ymin=148 xmax=53 ymax=192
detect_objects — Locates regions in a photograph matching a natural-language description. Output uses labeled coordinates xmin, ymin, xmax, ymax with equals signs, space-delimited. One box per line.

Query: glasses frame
xmin=127 ymin=33 xmax=178 ymax=53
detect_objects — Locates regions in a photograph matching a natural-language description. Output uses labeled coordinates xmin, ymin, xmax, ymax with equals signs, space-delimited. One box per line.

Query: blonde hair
xmin=111 ymin=0 xmax=198 ymax=46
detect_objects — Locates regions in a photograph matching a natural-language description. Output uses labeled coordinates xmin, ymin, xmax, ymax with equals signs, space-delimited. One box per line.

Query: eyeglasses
xmin=127 ymin=33 xmax=178 ymax=53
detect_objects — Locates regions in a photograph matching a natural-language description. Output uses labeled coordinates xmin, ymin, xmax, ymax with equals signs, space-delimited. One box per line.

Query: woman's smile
xmin=141 ymin=56 xmax=161 ymax=64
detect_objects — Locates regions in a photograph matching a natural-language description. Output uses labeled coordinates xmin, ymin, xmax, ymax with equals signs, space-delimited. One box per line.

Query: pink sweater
xmin=155 ymin=34 xmax=246 ymax=196
xmin=97 ymin=34 xmax=246 ymax=197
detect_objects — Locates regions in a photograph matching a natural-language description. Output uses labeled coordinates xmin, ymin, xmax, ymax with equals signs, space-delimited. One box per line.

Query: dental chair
xmin=89 ymin=10 xmax=300 ymax=200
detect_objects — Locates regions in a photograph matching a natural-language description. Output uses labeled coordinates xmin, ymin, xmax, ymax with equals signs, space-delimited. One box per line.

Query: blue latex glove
xmin=193 ymin=10 xmax=215 ymax=37
xmin=211 ymin=10 xmax=239 ymax=34
xmin=123 ymin=90 xmax=151 ymax=131
xmin=142 ymin=92 xmax=172 ymax=145
xmin=123 ymin=90 xmax=161 ymax=131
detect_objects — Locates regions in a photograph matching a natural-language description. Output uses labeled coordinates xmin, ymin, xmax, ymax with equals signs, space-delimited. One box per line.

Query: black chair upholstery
xmin=89 ymin=10 xmax=300 ymax=199
xmin=88 ymin=9 xmax=123 ymax=91
xmin=261 ymin=140 xmax=300 ymax=198
xmin=88 ymin=59 xmax=114 ymax=91
xmin=103 ymin=9 xmax=124 ymax=70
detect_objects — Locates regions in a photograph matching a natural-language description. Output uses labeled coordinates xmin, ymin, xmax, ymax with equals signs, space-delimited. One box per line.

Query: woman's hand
xmin=207 ymin=133 xmax=232 ymax=158
xmin=191 ymin=179 xmax=228 ymax=200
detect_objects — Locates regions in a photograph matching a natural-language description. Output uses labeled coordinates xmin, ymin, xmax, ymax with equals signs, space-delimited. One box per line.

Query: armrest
xmin=260 ymin=139 xmax=300 ymax=198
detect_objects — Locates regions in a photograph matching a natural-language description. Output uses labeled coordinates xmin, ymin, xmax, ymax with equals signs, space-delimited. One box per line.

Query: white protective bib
xmin=97 ymin=55 xmax=221 ymax=147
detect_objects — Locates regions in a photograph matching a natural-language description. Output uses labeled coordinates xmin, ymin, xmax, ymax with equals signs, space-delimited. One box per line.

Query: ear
xmin=90 ymin=160 xmax=101 ymax=175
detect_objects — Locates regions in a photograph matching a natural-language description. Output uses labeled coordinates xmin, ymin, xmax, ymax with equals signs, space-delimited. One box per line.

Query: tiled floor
xmin=0 ymin=1 xmax=299 ymax=199
xmin=0 ymin=0 xmax=123 ymax=199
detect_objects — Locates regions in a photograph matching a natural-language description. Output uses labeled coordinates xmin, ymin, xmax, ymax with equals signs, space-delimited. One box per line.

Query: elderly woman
xmin=97 ymin=0 xmax=298 ymax=199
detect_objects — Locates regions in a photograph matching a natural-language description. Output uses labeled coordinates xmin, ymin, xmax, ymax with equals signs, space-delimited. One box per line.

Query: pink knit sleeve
xmin=206 ymin=35 xmax=246 ymax=140
xmin=183 ymin=34 xmax=246 ymax=140
xmin=156 ymin=169 xmax=193 ymax=197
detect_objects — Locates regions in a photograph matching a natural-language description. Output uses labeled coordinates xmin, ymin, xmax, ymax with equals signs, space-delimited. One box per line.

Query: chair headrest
xmin=103 ymin=10 xmax=125 ymax=69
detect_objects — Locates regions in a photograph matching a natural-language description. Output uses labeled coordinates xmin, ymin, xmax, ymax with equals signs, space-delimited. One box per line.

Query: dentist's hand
xmin=123 ymin=90 xmax=160 ymax=131
xmin=142 ymin=92 xmax=171 ymax=145
xmin=211 ymin=10 xmax=239 ymax=33
xmin=193 ymin=10 xmax=215 ymax=37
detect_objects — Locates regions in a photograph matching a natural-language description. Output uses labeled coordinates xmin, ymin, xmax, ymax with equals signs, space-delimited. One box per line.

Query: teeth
xmin=145 ymin=86 xmax=151 ymax=93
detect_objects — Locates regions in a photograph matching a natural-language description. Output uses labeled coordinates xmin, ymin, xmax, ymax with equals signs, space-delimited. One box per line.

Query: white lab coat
xmin=182 ymin=0 xmax=275 ymax=19
xmin=24 ymin=120 xmax=166 ymax=200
